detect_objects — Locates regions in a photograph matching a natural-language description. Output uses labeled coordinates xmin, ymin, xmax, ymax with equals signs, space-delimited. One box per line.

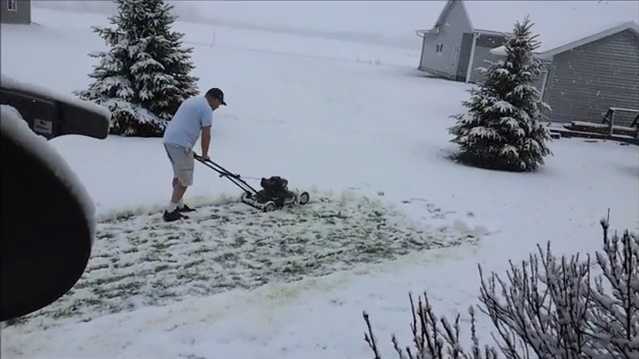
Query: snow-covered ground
xmin=11 ymin=192 xmax=481 ymax=333
xmin=2 ymin=5 xmax=639 ymax=359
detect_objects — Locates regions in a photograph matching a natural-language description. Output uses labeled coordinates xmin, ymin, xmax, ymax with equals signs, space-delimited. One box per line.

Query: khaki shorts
xmin=164 ymin=143 xmax=194 ymax=186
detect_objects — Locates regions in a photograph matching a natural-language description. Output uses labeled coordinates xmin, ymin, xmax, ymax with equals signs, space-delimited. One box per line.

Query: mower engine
xmin=256 ymin=176 xmax=295 ymax=206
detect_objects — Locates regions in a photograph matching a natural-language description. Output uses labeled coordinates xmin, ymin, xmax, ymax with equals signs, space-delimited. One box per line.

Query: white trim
xmin=7 ymin=0 xmax=18 ymax=12
xmin=474 ymin=28 xmax=510 ymax=37
xmin=465 ymin=32 xmax=480 ymax=83
xmin=539 ymin=69 xmax=549 ymax=101
xmin=609 ymin=107 xmax=639 ymax=113
xmin=416 ymin=28 xmax=439 ymax=38
xmin=540 ymin=21 xmax=639 ymax=59
xmin=418 ymin=37 xmax=426 ymax=69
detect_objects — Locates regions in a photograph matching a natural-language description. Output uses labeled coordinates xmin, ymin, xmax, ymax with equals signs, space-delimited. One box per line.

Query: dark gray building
xmin=0 ymin=0 xmax=31 ymax=24
xmin=416 ymin=0 xmax=639 ymax=125
xmin=489 ymin=21 xmax=639 ymax=126
xmin=536 ymin=23 xmax=639 ymax=126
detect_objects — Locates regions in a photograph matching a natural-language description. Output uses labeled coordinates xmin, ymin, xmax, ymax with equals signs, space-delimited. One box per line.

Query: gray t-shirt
xmin=163 ymin=96 xmax=213 ymax=148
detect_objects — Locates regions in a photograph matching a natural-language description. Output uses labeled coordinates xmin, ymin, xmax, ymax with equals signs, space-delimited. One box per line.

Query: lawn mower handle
xmin=193 ymin=152 xmax=260 ymax=194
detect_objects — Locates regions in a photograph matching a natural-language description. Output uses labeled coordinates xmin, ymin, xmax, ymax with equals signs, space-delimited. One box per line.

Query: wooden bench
xmin=601 ymin=107 xmax=639 ymax=138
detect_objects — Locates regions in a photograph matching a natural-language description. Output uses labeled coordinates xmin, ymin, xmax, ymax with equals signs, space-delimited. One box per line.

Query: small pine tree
xmin=449 ymin=17 xmax=551 ymax=171
xmin=79 ymin=0 xmax=198 ymax=137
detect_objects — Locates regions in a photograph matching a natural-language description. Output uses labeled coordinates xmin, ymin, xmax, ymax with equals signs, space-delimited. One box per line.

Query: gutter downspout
xmin=417 ymin=31 xmax=426 ymax=69
xmin=417 ymin=29 xmax=433 ymax=70
xmin=465 ymin=32 xmax=480 ymax=83
xmin=539 ymin=58 xmax=551 ymax=101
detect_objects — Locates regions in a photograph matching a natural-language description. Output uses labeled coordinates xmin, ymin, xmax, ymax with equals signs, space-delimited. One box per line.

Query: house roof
xmin=490 ymin=20 xmax=639 ymax=58
xmin=422 ymin=0 xmax=639 ymax=53
xmin=415 ymin=1 xmax=452 ymax=36
xmin=463 ymin=0 xmax=638 ymax=53
xmin=540 ymin=20 xmax=639 ymax=57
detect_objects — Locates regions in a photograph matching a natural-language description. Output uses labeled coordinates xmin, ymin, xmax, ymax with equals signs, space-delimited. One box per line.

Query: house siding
xmin=0 ymin=0 xmax=31 ymax=24
xmin=468 ymin=34 xmax=507 ymax=83
xmin=418 ymin=1 xmax=473 ymax=79
xmin=543 ymin=29 xmax=639 ymax=126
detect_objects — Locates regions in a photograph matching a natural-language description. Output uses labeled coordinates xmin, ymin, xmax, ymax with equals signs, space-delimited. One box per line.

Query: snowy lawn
xmin=9 ymin=193 xmax=479 ymax=330
xmin=2 ymin=5 xmax=639 ymax=359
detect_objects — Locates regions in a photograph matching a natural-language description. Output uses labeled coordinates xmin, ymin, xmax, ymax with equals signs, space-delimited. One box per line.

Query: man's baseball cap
xmin=206 ymin=88 xmax=227 ymax=106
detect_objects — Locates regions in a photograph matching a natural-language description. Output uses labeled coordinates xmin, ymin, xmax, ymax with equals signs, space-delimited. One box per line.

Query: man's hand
xmin=194 ymin=152 xmax=210 ymax=161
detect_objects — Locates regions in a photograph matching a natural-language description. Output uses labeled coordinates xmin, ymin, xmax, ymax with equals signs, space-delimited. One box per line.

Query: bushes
xmin=363 ymin=218 xmax=639 ymax=358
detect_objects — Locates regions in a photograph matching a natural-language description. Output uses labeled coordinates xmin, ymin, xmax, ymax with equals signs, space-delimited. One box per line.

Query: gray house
xmin=504 ymin=22 xmax=639 ymax=126
xmin=417 ymin=0 xmax=639 ymax=125
xmin=0 ymin=0 xmax=30 ymax=24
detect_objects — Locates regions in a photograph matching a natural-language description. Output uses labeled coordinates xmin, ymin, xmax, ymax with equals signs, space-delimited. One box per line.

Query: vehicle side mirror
xmin=1 ymin=76 xmax=110 ymax=321
xmin=0 ymin=76 xmax=109 ymax=140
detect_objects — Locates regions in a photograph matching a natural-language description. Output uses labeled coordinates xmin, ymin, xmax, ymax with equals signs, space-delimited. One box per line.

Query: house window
xmin=435 ymin=43 xmax=444 ymax=53
xmin=8 ymin=0 xmax=18 ymax=12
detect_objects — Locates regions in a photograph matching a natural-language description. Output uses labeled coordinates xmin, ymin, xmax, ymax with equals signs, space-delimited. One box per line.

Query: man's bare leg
xmin=169 ymin=177 xmax=187 ymax=211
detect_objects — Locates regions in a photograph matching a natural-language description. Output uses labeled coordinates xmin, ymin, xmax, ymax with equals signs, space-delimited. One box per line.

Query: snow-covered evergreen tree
xmin=79 ymin=0 xmax=198 ymax=137
xmin=449 ymin=17 xmax=551 ymax=171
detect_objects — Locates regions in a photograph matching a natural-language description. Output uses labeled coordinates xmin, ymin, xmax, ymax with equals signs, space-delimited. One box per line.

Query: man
xmin=162 ymin=88 xmax=227 ymax=222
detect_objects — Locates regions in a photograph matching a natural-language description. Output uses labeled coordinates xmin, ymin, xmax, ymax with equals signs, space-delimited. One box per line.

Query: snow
xmin=2 ymin=5 xmax=639 ymax=359
xmin=34 ymin=0 xmax=448 ymax=50
xmin=0 ymin=105 xmax=96 ymax=239
xmin=490 ymin=20 xmax=639 ymax=58
xmin=0 ymin=73 xmax=112 ymax=122
xmin=462 ymin=1 xmax=639 ymax=53
xmin=11 ymin=192 xmax=481 ymax=332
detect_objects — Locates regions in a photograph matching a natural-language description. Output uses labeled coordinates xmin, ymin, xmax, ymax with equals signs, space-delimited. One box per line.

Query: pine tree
xmin=79 ymin=0 xmax=198 ymax=137
xmin=449 ymin=17 xmax=551 ymax=171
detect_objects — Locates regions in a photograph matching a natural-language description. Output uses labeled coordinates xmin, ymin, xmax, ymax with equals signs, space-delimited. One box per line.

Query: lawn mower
xmin=194 ymin=153 xmax=310 ymax=212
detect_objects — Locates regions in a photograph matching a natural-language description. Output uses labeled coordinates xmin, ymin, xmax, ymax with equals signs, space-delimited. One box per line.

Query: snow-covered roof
xmin=429 ymin=0 xmax=639 ymax=53
xmin=464 ymin=1 xmax=638 ymax=53
xmin=540 ymin=20 xmax=639 ymax=57
xmin=490 ymin=20 xmax=639 ymax=58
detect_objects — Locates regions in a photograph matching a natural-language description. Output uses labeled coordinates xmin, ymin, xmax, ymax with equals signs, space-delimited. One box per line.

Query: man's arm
xmin=201 ymin=126 xmax=211 ymax=158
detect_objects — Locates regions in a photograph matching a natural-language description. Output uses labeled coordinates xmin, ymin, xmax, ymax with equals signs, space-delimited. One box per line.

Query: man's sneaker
xmin=163 ymin=208 xmax=187 ymax=222
xmin=178 ymin=204 xmax=196 ymax=213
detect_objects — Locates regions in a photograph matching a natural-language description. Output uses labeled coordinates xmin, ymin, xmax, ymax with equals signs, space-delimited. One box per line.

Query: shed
xmin=0 ymin=0 xmax=31 ymax=24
